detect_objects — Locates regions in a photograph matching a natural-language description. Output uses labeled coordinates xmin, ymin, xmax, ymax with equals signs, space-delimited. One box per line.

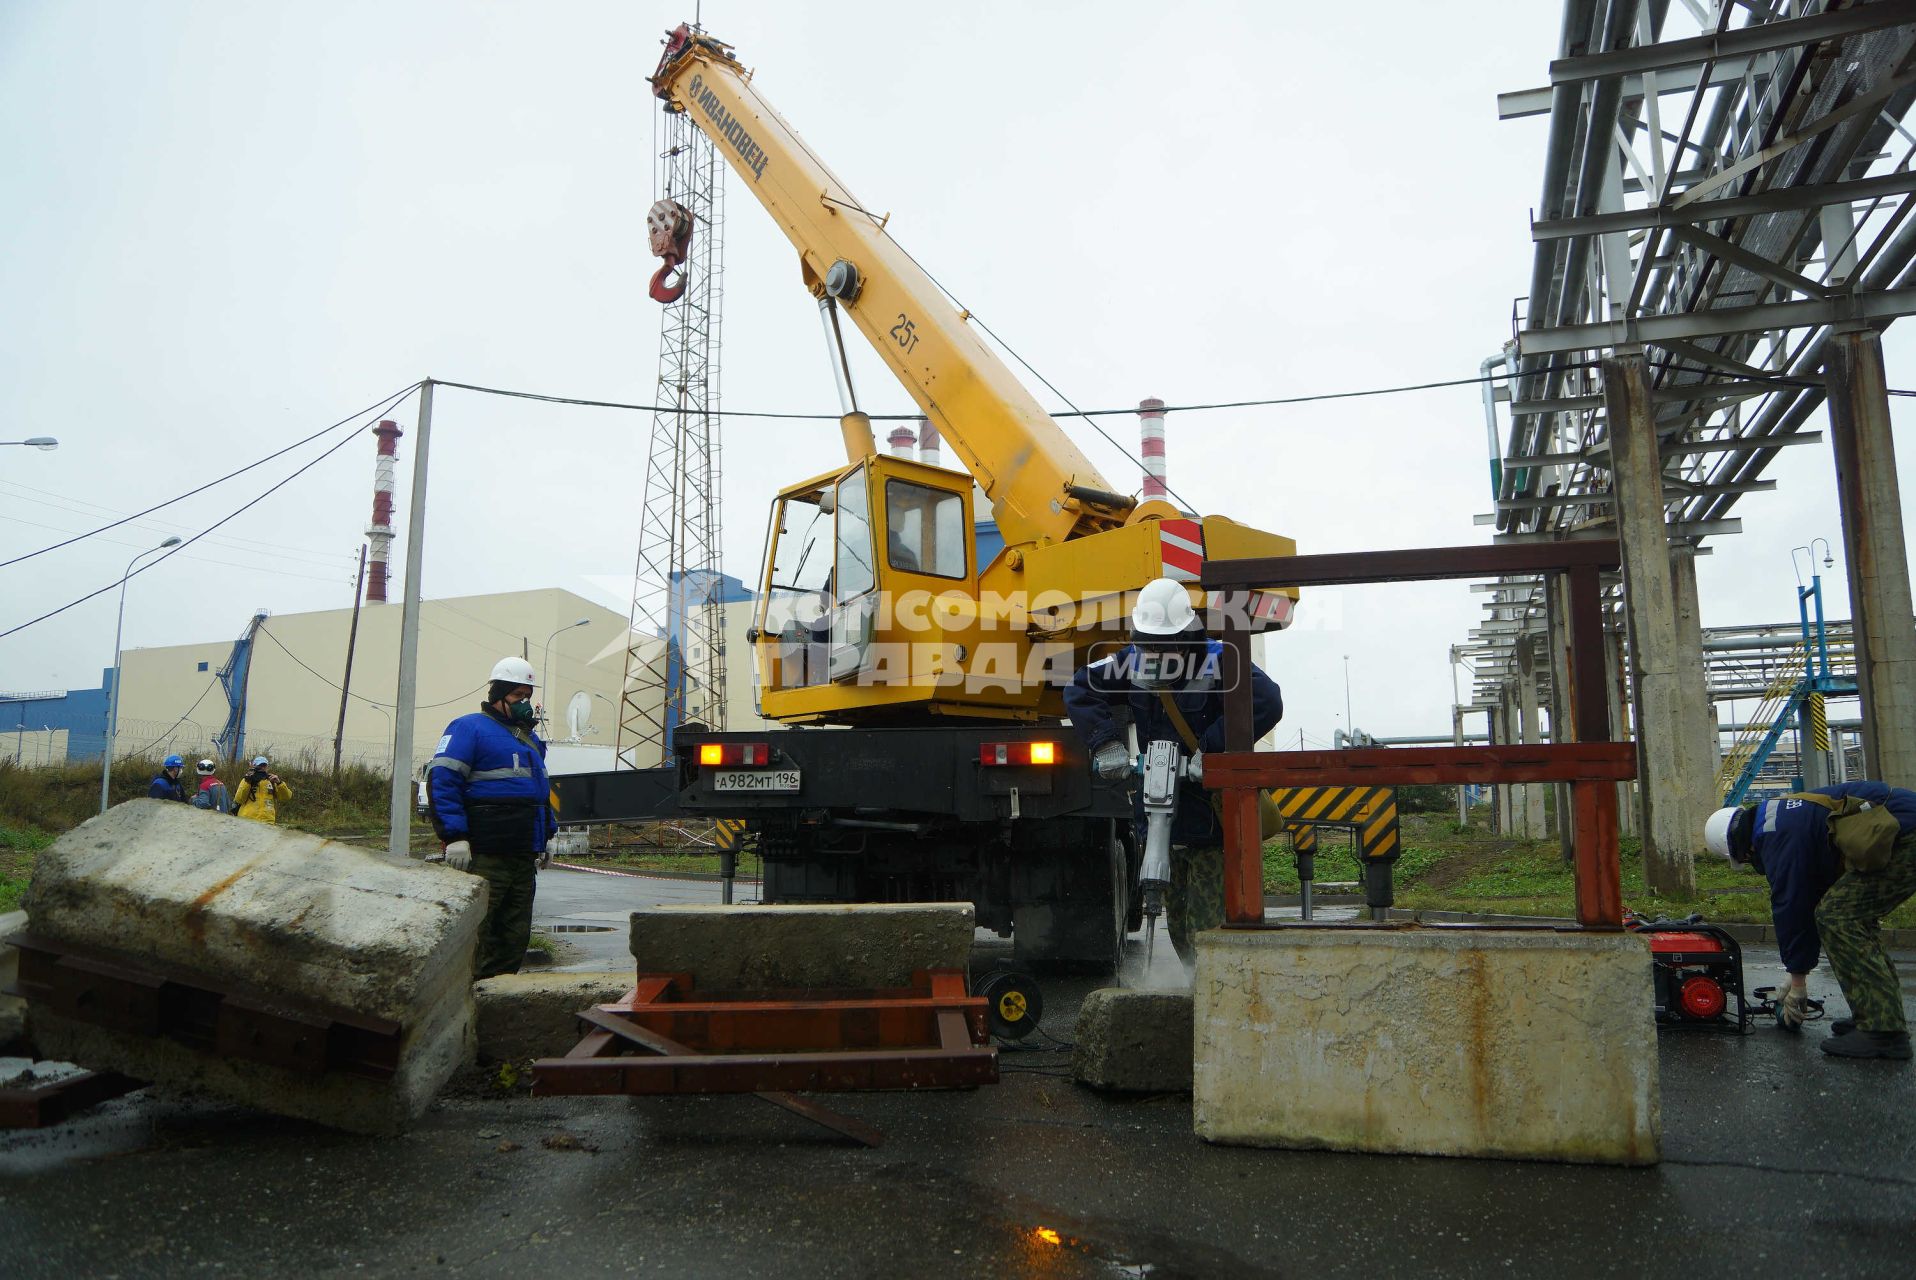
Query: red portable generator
xmin=1624 ymin=912 xmax=1751 ymax=1031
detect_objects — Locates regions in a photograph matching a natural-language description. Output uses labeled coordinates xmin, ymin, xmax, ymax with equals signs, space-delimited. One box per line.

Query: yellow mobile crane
xmin=558 ymin=24 xmax=1298 ymax=970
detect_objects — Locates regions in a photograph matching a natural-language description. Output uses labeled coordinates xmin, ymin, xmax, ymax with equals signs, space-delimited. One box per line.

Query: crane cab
xmin=754 ymin=453 xmax=1054 ymax=724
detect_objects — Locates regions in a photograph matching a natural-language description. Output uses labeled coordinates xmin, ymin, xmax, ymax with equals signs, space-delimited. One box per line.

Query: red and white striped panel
xmin=1159 ymin=519 xmax=1204 ymax=582
xmin=1249 ymin=590 xmax=1295 ymax=628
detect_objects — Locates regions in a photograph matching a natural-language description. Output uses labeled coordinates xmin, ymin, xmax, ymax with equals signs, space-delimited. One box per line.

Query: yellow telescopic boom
xmin=649 ymin=25 xmax=1133 ymax=552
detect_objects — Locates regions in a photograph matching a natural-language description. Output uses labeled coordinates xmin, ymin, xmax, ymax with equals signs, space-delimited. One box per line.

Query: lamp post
xmin=99 ymin=536 xmax=183 ymax=812
xmin=1343 ymin=654 xmax=1353 ymax=737
xmin=0 ymin=437 xmax=58 ymax=450
xmin=541 ymin=618 xmax=591 ymax=723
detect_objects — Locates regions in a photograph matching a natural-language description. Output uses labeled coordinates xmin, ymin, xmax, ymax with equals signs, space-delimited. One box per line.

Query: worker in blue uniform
xmin=1064 ymin=577 xmax=1283 ymax=963
xmin=148 ymin=754 xmax=188 ymax=802
xmin=1705 ymin=782 xmax=1916 ymax=1060
xmin=427 ymin=656 xmax=556 ymax=979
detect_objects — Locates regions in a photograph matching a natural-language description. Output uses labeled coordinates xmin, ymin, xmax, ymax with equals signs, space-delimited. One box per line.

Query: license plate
xmin=712 ymin=768 xmax=801 ymax=793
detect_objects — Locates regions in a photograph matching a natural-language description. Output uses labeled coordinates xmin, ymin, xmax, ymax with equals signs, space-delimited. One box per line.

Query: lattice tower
xmin=617 ymin=105 xmax=727 ymax=768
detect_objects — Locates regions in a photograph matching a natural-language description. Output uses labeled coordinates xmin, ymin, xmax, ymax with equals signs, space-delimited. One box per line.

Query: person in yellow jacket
xmin=234 ymin=755 xmax=293 ymax=823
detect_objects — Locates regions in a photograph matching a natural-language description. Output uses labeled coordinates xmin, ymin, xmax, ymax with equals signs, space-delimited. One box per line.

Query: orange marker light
xmin=1028 ymin=741 xmax=1056 ymax=765
xmin=698 ymin=743 xmax=725 ymax=766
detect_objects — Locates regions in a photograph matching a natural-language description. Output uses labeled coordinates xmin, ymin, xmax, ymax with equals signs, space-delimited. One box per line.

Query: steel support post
xmin=1604 ymin=351 xmax=1697 ymax=898
xmin=1516 ymin=637 xmax=1546 ymax=837
xmin=1825 ymin=327 xmax=1916 ymax=783
xmin=1669 ymin=546 xmax=1720 ymax=834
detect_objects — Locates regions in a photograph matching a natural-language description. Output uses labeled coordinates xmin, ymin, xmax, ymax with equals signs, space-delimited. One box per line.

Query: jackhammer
xmin=1137 ymin=738 xmax=1201 ymax=966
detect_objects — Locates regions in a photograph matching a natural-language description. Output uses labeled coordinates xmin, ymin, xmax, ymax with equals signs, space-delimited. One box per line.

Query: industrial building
xmin=3 ymin=581 xmax=771 ymax=773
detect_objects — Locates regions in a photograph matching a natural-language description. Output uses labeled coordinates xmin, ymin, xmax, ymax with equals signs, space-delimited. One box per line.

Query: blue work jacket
xmin=426 ymin=705 xmax=556 ymax=855
xmin=1062 ymin=640 xmax=1283 ymax=845
xmin=148 ymin=774 xmax=186 ymax=802
xmin=1753 ymin=781 xmax=1916 ymax=974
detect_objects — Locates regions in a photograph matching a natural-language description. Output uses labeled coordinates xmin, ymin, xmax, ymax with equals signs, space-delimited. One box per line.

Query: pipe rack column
xmin=1604 ymin=349 xmax=1696 ymax=898
xmin=1516 ymin=636 xmax=1546 ymax=838
xmin=1825 ymin=327 xmax=1916 ymax=783
xmin=1669 ymin=545 xmax=1718 ymax=830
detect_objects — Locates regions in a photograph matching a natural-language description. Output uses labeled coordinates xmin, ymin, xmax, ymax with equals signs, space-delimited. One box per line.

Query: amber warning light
xmin=698 ymin=742 xmax=770 ymax=766
xmin=979 ymin=741 xmax=1057 ymax=766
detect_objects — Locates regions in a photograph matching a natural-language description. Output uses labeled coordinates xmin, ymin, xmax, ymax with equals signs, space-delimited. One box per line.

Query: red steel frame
xmin=1202 ymin=541 xmax=1634 ymax=928
xmin=532 ymin=968 xmax=997 ymax=1143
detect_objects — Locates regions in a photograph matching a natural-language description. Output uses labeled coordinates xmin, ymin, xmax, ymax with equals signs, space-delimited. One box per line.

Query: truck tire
xmin=1013 ymin=822 xmax=1128 ymax=974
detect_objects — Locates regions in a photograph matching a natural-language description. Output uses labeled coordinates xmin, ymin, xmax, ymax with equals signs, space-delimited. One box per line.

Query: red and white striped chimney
xmin=916 ymin=416 xmax=941 ymax=468
xmin=366 ymin=419 xmax=402 ymax=603
xmin=886 ymin=422 xmax=917 ymax=458
xmin=1138 ymin=397 xmax=1168 ymax=499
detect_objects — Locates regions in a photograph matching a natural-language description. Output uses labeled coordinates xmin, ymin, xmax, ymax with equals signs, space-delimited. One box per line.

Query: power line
xmin=0 ymin=380 xmax=421 ymax=570
xmin=0 ymin=513 xmax=355 ymax=585
xmin=253 ymin=625 xmax=486 ymax=711
xmin=0 ymin=479 xmax=362 ymax=568
xmin=127 ymin=679 xmax=220 ymax=756
xmin=1 ymin=393 xmax=411 ymax=639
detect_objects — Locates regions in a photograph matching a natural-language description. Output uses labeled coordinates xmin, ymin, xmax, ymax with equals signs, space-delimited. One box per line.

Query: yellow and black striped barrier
xmin=715 ymin=818 xmax=749 ymax=853
xmin=1273 ymin=784 xmax=1400 ymax=864
xmin=1807 ymin=692 xmax=1830 ymax=753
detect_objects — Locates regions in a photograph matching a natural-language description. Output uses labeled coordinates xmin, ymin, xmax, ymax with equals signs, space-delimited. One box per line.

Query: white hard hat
xmin=1132 ymin=576 xmax=1199 ymax=637
xmin=489 ymin=656 xmax=538 ymax=687
xmin=196 ymin=758 xmax=217 ymax=774
xmin=1704 ymin=806 xmax=1740 ymax=862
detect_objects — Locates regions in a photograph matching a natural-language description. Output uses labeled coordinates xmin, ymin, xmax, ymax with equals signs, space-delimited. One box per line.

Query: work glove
xmin=1775 ymin=983 xmax=1809 ymax=1031
xmin=1186 ymin=750 xmax=1204 ymax=782
xmin=1092 ymin=741 xmax=1132 ymax=781
xmin=444 ymin=839 xmax=472 ymax=871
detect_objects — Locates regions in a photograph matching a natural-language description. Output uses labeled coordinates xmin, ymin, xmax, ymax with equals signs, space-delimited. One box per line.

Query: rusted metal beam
xmin=1200 ymin=541 xmax=1622 ymax=591
xmin=10 ymin=933 xmax=402 ymax=1081
xmin=0 ymin=1069 xmax=144 ymax=1129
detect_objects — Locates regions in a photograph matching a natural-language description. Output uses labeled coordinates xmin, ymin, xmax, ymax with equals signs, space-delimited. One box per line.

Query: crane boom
xmin=649 ymin=26 xmax=1131 ymax=551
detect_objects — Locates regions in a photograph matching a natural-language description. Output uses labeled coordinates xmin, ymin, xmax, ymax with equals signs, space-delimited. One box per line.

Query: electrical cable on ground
xmin=2 ymin=387 xmax=418 ymax=639
xmin=0 ymin=380 xmax=421 ymax=571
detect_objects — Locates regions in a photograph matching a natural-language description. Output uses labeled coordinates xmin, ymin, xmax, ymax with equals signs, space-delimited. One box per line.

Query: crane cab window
xmin=767 ymin=491 xmax=833 ymax=605
xmin=834 ymin=468 xmax=876 ymax=602
xmin=885 ymin=480 xmax=966 ymax=579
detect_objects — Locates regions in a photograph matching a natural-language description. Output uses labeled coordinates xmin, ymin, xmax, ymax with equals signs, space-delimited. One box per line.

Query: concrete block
xmin=22 ymin=799 xmax=487 ymax=1134
xmin=630 ymin=902 xmax=974 ymax=990
xmin=474 ymin=971 xmax=632 ymax=1062
xmin=1194 ymin=926 xmax=1659 ymax=1165
xmin=0 ymin=910 xmax=26 ymax=1051
xmin=1072 ymin=988 xmax=1192 ymax=1093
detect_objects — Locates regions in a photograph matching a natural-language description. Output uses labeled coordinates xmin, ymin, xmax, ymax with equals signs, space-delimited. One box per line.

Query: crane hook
xmin=646 ymin=198 xmax=695 ymax=304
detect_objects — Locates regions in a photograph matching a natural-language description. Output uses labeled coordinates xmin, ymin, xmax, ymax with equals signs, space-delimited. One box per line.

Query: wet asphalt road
xmin=3 ymin=871 xmax=1914 ymax=1278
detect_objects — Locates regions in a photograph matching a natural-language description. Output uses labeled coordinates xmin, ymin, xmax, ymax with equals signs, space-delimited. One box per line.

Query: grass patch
xmin=0 ymin=823 xmax=54 ymax=914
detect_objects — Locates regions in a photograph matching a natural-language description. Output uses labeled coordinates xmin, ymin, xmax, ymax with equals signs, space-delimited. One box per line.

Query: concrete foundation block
xmin=1072 ymin=988 xmax=1193 ymax=1093
xmin=22 ymin=799 xmax=487 ymax=1134
xmin=474 ymin=971 xmax=632 ymax=1062
xmin=630 ymin=902 xmax=974 ymax=990
xmin=1194 ymin=926 xmax=1659 ymax=1165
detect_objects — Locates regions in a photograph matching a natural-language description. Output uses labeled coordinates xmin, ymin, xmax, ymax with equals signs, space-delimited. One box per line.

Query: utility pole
xmin=333 ymin=544 xmax=368 ymax=779
xmin=388 ymin=381 xmax=433 ymax=859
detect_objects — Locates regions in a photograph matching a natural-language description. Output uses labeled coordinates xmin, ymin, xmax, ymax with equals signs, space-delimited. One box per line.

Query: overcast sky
xmin=3 ymin=1 xmax=1912 ymax=744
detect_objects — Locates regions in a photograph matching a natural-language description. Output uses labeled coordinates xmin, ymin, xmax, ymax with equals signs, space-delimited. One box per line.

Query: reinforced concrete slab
xmin=1072 ymin=988 xmax=1193 ymax=1093
xmin=1194 ymin=925 xmax=1659 ymax=1164
xmin=629 ymin=902 xmax=974 ymax=990
xmin=474 ymin=971 xmax=632 ymax=1062
xmin=22 ymin=799 xmax=486 ymax=1134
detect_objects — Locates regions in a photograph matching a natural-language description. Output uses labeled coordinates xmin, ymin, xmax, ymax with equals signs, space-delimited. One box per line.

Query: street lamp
xmin=540 ymin=618 xmax=591 ymax=721
xmin=1343 ymin=654 xmax=1353 ymax=737
xmin=99 ymin=536 xmax=183 ymax=812
xmin=0 ymin=437 xmax=58 ymax=450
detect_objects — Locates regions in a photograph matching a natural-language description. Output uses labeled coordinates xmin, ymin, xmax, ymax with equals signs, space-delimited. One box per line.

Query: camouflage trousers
xmin=1167 ymin=843 xmax=1227 ymax=964
xmin=470 ymin=852 xmax=539 ymax=980
xmin=1814 ymin=832 xmax=1916 ymax=1033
